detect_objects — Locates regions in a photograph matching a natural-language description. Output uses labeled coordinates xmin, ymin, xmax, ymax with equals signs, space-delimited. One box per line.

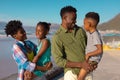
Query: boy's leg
xmin=85 ymin=72 xmax=93 ymax=80
xmin=64 ymin=70 xmax=77 ymax=80
xmin=78 ymin=68 xmax=87 ymax=80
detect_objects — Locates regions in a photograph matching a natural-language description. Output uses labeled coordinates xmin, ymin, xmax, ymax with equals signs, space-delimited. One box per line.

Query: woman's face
xmin=14 ymin=28 xmax=27 ymax=41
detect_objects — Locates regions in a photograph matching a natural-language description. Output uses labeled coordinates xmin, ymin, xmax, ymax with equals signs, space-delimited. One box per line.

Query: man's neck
xmin=61 ymin=23 xmax=67 ymax=29
xmin=61 ymin=23 xmax=74 ymax=32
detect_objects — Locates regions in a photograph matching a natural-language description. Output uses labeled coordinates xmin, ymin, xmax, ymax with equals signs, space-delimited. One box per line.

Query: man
xmin=52 ymin=6 xmax=94 ymax=80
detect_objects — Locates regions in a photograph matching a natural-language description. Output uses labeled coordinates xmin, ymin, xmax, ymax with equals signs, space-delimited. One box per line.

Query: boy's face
xmin=64 ymin=12 xmax=76 ymax=29
xmin=84 ymin=18 xmax=91 ymax=31
xmin=36 ymin=25 xmax=47 ymax=39
xmin=84 ymin=18 xmax=96 ymax=31
xmin=14 ymin=28 xmax=27 ymax=41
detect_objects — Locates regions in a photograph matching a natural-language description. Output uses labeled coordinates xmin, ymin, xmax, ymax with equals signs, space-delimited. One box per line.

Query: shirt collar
xmin=60 ymin=25 xmax=77 ymax=33
xmin=60 ymin=25 xmax=68 ymax=33
xmin=16 ymin=40 xmax=25 ymax=45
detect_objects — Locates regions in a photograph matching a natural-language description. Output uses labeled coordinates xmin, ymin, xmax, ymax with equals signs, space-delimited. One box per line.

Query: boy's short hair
xmin=4 ymin=20 xmax=23 ymax=37
xmin=60 ymin=5 xmax=77 ymax=18
xmin=85 ymin=12 xmax=100 ymax=24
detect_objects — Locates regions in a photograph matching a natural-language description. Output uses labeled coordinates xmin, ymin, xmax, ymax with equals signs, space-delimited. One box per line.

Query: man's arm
xmin=51 ymin=35 xmax=67 ymax=68
xmin=52 ymin=35 xmax=91 ymax=71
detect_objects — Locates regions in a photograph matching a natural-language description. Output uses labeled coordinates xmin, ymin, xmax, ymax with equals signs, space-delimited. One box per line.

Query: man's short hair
xmin=60 ymin=5 xmax=77 ymax=18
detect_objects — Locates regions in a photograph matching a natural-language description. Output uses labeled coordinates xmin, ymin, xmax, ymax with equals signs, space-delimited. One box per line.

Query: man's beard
xmin=68 ymin=24 xmax=75 ymax=30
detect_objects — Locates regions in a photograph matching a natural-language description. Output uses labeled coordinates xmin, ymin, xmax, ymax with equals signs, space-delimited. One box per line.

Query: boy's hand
xmin=85 ymin=54 xmax=90 ymax=61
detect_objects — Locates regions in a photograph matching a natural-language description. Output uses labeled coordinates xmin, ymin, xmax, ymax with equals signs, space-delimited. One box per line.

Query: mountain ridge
xmin=98 ymin=13 xmax=120 ymax=31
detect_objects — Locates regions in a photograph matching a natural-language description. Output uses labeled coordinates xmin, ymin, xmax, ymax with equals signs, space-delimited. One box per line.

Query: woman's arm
xmin=13 ymin=43 xmax=51 ymax=71
xmin=13 ymin=44 xmax=36 ymax=72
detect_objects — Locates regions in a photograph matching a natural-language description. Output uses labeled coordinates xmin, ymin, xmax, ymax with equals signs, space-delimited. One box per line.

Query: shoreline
xmin=1 ymin=50 xmax=120 ymax=80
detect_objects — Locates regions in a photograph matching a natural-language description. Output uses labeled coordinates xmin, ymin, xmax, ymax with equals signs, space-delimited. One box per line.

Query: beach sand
xmin=1 ymin=50 xmax=120 ymax=80
xmin=93 ymin=50 xmax=120 ymax=80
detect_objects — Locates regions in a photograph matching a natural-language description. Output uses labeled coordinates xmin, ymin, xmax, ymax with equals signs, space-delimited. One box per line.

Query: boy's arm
xmin=32 ymin=39 xmax=49 ymax=63
xmin=86 ymin=44 xmax=103 ymax=61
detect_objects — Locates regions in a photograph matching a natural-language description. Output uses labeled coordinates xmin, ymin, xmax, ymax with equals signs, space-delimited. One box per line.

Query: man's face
xmin=64 ymin=12 xmax=76 ymax=29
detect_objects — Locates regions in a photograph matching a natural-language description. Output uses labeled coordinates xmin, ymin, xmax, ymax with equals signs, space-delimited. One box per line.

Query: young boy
xmin=4 ymin=20 xmax=51 ymax=80
xmin=78 ymin=12 xmax=103 ymax=80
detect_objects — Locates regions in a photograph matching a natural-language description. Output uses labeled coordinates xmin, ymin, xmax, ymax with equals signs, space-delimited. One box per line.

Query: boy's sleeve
xmin=12 ymin=44 xmax=36 ymax=72
xmin=93 ymin=33 xmax=102 ymax=45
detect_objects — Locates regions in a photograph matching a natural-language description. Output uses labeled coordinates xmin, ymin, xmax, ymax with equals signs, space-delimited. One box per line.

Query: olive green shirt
xmin=51 ymin=25 xmax=87 ymax=75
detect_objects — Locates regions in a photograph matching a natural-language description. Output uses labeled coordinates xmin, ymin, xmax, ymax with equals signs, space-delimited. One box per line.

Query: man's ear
xmin=63 ymin=15 xmax=67 ymax=20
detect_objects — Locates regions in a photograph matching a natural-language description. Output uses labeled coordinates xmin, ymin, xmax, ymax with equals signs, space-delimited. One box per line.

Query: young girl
xmin=32 ymin=22 xmax=52 ymax=77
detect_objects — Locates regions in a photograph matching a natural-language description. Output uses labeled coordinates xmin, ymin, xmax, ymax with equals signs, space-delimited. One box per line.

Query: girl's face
xmin=36 ymin=25 xmax=47 ymax=39
xmin=14 ymin=28 xmax=27 ymax=41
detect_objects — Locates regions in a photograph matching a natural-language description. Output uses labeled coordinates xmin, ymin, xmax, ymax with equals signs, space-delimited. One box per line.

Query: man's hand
xmin=24 ymin=70 xmax=33 ymax=80
xmin=81 ymin=61 xmax=92 ymax=73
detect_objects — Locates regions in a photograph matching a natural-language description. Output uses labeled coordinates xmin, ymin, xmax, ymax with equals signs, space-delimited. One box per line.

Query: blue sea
xmin=104 ymin=33 xmax=120 ymax=36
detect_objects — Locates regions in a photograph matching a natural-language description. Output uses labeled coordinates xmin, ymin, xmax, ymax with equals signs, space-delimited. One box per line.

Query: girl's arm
xmin=86 ymin=44 xmax=103 ymax=61
xmin=32 ymin=39 xmax=49 ymax=63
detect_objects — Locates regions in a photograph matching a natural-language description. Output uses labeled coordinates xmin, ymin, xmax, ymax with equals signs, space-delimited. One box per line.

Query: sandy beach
xmin=1 ymin=50 xmax=120 ymax=80
xmin=93 ymin=50 xmax=120 ymax=80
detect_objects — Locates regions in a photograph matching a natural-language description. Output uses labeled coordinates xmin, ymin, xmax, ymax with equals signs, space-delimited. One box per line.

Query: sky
xmin=0 ymin=0 xmax=120 ymax=26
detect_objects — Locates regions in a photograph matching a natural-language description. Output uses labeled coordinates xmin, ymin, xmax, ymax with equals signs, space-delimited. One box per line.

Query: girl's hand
xmin=45 ymin=62 xmax=53 ymax=70
xmin=24 ymin=70 xmax=33 ymax=80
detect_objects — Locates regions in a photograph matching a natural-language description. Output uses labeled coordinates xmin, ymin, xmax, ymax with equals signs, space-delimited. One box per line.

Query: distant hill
xmin=98 ymin=13 xmax=120 ymax=31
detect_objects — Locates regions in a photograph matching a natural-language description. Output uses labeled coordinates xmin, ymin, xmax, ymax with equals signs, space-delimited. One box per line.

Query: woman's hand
xmin=24 ymin=70 xmax=33 ymax=80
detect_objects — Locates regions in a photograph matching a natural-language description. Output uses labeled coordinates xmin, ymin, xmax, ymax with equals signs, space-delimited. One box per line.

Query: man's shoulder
xmin=75 ymin=25 xmax=85 ymax=32
xmin=53 ymin=28 xmax=63 ymax=38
